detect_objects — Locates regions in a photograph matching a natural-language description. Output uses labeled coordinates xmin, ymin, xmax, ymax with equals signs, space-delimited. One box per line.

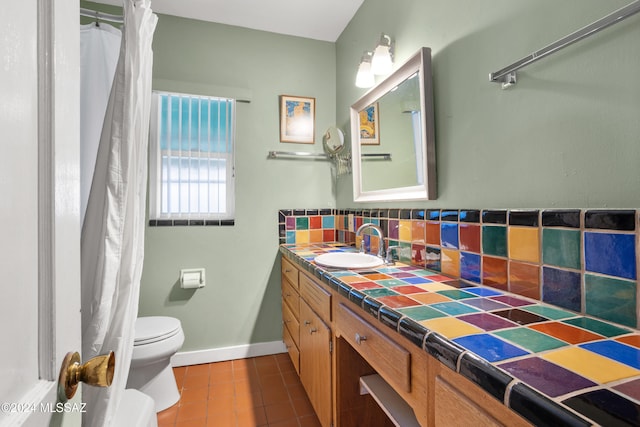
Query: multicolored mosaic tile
xmin=280 ymin=208 xmax=640 ymax=329
xmin=280 ymin=243 xmax=640 ymax=426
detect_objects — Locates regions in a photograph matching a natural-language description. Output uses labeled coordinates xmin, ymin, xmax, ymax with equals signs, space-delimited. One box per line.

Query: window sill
xmin=148 ymin=219 xmax=235 ymax=227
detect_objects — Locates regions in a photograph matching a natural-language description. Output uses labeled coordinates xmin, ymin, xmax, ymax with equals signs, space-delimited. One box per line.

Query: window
xmin=149 ymin=91 xmax=235 ymax=223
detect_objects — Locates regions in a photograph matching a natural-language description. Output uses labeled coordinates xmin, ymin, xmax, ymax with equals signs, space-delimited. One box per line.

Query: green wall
xmin=336 ymin=0 xmax=640 ymax=209
xmin=142 ymin=15 xmax=336 ymax=351
xmin=81 ymin=1 xmax=337 ymax=352
xmin=82 ymin=0 xmax=640 ymax=354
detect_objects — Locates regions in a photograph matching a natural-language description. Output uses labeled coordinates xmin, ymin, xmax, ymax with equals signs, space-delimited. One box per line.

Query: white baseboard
xmin=171 ymin=340 xmax=287 ymax=367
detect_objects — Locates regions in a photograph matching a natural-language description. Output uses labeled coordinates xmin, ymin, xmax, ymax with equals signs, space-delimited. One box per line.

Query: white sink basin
xmin=314 ymin=252 xmax=384 ymax=269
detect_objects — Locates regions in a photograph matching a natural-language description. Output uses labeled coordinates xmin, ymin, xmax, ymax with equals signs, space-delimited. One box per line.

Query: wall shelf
xmin=267 ymin=151 xmax=391 ymax=160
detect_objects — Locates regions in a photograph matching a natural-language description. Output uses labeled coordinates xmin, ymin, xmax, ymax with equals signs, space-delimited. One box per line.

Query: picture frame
xmin=359 ymin=102 xmax=380 ymax=145
xmin=279 ymin=95 xmax=315 ymax=144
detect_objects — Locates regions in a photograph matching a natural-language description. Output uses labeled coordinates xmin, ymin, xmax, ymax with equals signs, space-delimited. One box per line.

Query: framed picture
xmin=279 ymin=95 xmax=315 ymax=144
xmin=359 ymin=103 xmax=380 ymax=145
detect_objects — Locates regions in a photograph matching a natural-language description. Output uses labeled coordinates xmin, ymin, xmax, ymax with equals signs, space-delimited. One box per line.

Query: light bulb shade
xmin=355 ymin=60 xmax=375 ymax=88
xmin=372 ymin=44 xmax=393 ymax=75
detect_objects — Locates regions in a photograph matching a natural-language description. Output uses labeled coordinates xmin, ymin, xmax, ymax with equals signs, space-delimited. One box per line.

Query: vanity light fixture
xmin=371 ymin=34 xmax=394 ymax=75
xmin=355 ymin=51 xmax=375 ymax=88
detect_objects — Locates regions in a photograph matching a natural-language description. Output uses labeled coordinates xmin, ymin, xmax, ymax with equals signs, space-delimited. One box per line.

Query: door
xmin=299 ymin=300 xmax=332 ymax=427
xmin=0 ymin=1 xmax=82 ymax=426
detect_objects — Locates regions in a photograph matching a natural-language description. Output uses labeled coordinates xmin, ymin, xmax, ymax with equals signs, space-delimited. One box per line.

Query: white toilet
xmin=127 ymin=316 xmax=185 ymax=412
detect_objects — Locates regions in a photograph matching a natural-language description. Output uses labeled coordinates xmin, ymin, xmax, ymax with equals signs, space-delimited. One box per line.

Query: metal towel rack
xmin=489 ymin=0 xmax=640 ymax=88
xmin=267 ymin=151 xmax=391 ymax=160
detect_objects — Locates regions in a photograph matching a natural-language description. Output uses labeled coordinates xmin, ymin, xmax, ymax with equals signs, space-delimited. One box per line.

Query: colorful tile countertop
xmin=280 ymin=242 xmax=640 ymax=427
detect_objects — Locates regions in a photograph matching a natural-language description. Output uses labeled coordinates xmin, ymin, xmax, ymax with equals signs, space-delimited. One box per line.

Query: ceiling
xmin=95 ymin=0 xmax=364 ymax=42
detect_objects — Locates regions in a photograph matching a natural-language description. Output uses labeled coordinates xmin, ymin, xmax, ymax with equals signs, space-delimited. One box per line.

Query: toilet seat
xmin=134 ymin=316 xmax=181 ymax=346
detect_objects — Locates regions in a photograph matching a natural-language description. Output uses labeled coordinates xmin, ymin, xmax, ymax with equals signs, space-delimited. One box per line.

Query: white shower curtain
xmin=81 ymin=1 xmax=157 ymax=426
xmin=80 ymin=22 xmax=121 ymax=224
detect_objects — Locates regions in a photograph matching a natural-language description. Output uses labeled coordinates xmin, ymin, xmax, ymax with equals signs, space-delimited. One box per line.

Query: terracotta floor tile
xmin=157 ymin=405 xmax=178 ymax=425
xmin=255 ymin=356 xmax=279 ymax=373
xmin=180 ymin=386 xmax=209 ymax=403
xmin=233 ymin=357 xmax=254 ymax=370
xmin=281 ymin=370 xmax=300 ymax=386
xmin=176 ymin=401 xmax=208 ymax=422
xmin=209 ymin=381 xmax=234 ymax=398
xmin=173 ymin=366 xmax=187 ymax=380
xmin=291 ymin=396 xmax=314 ymax=417
xmin=275 ymin=354 xmax=295 ymax=371
xmin=259 ymin=373 xmax=285 ymax=389
xmin=234 ymin=379 xmax=261 ymax=396
xmin=209 ymin=369 xmax=234 ymax=384
xmin=286 ymin=382 xmax=306 ymax=400
xmin=206 ymin=410 xmax=235 ymax=427
xmin=234 ymin=391 xmax=263 ymax=410
xmin=233 ymin=367 xmax=259 ymax=382
xmin=236 ymin=406 xmax=268 ymax=426
xmin=159 ymin=355 xmax=321 ymax=427
xmin=182 ymin=374 xmax=210 ymax=390
xmin=264 ymin=401 xmax=297 ymax=424
xmin=207 ymin=394 xmax=234 ymax=413
xmin=186 ymin=363 xmax=210 ymax=377
xmin=299 ymin=414 xmax=323 ymax=427
xmin=207 ymin=400 xmax=236 ymax=417
xmin=175 ymin=418 xmax=207 ymax=427
xmin=262 ymin=387 xmax=290 ymax=405
xmin=256 ymin=365 xmax=281 ymax=377
xmin=268 ymin=418 xmax=300 ymax=427
xmin=210 ymin=360 xmax=233 ymax=373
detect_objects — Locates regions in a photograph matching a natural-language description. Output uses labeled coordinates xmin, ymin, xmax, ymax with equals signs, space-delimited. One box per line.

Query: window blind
xmin=150 ymin=91 xmax=235 ymax=220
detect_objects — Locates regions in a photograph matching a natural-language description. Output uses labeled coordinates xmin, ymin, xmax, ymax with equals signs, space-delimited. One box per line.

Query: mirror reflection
xmin=350 ymin=47 xmax=436 ymax=202
xmin=361 ymin=72 xmax=423 ymax=192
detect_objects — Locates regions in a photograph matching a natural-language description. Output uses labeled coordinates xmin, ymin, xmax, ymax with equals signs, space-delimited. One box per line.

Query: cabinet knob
xmin=355 ymin=333 xmax=367 ymax=344
xmin=285 ymin=269 xmax=292 ymax=273
xmin=304 ymin=320 xmax=311 ymax=326
xmin=310 ymin=328 xmax=318 ymax=334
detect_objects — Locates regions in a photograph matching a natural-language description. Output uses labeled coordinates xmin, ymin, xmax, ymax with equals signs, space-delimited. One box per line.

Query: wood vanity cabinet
xmin=299 ymin=298 xmax=332 ymax=427
xmin=281 ymin=255 xmax=531 ymax=427
xmin=428 ymin=358 xmax=532 ymax=427
xmin=281 ymin=258 xmax=300 ymax=373
xmin=281 ymin=259 xmax=333 ymax=427
xmin=335 ymin=302 xmax=429 ymax=427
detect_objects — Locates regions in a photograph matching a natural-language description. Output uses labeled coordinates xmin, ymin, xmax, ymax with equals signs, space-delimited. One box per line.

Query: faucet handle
xmin=385 ymin=245 xmax=401 ymax=264
xmin=358 ymin=238 xmax=365 ymax=253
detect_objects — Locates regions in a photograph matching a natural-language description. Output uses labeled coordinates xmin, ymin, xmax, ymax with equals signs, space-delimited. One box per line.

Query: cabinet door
xmin=300 ymin=298 xmax=332 ymax=427
xmin=430 ymin=362 xmax=532 ymax=427
xmin=434 ymin=375 xmax=502 ymax=427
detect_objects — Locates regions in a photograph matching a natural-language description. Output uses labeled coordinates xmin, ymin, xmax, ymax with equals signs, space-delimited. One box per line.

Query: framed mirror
xmin=350 ymin=47 xmax=436 ymax=202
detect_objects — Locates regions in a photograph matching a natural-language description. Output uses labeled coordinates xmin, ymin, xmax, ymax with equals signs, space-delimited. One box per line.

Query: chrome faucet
xmin=355 ymin=223 xmax=385 ymax=258
xmin=385 ymin=245 xmax=401 ymax=265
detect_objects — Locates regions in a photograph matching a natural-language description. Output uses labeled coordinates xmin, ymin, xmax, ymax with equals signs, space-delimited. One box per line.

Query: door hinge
xmin=329 ymin=339 xmax=333 ymax=353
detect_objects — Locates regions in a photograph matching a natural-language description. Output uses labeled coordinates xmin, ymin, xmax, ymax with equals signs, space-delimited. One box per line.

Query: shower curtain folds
xmin=80 ymin=1 xmax=157 ymax=426
xmin=80 ymin=22 xmax=121 ymax=224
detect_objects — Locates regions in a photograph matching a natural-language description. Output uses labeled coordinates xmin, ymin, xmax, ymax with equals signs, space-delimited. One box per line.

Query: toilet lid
xmin=134 ymin=316 xmax=182 ymax=345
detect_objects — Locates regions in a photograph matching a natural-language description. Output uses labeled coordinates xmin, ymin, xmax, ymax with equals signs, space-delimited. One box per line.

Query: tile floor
xmin=157 ymin=354 xmax=321 ymax=427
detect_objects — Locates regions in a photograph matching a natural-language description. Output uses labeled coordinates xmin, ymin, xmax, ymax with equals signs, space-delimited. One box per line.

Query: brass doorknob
xmin=58 ymin=351 xmax=115 ymax=401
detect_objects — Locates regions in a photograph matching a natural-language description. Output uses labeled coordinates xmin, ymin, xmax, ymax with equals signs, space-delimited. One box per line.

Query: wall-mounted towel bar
xmin=267 ymin=151 xmax=391 ymax=161
xmin=268 ymin=151 xmax=330 ymax=160
xmin=489 ymin=0 xmax=640 ymax=88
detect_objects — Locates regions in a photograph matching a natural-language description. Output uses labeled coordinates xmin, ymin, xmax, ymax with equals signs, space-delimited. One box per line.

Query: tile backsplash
xmin=278 ymin=208 xmax=639 ymax=329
